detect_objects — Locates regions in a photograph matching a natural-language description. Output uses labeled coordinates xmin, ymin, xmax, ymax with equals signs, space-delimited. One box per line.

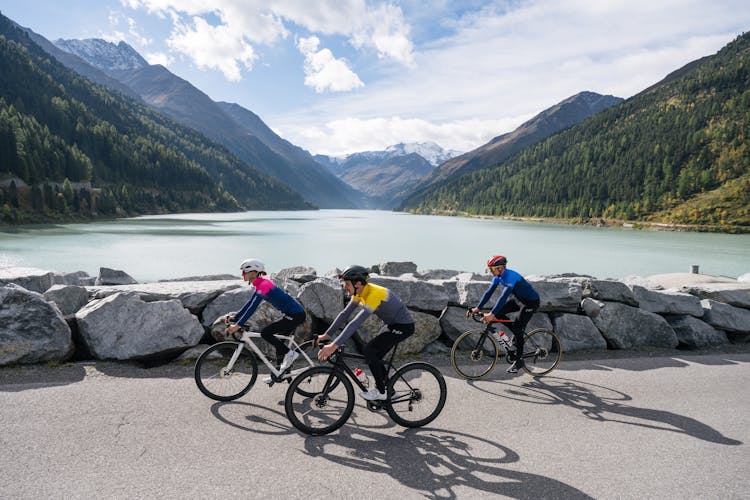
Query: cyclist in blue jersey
xmin=467 ymin=255 xmax=541 ymax=374
xmin=226 ymin=258 xmax=306 ymax=377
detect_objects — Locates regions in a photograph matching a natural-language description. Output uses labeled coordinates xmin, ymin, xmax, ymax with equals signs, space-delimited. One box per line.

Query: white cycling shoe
xmin=361 ymin=388 xmax=387 ymax=401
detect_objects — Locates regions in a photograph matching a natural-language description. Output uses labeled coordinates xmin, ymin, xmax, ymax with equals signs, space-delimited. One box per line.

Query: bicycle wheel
xmin=194 ymin=342 xmax=258 ymax=401
xmin=521 ymin=328 xmax=562 ymax=376
xmin=285 ymin=366 xmax=354 ymax=435
xmin=289 ymin=340 xmax=329 ymax=397
xmin=450 ymin=329 xmax=498 ymax=380
xmin=386 ymin=362 xmax=447 ymax=428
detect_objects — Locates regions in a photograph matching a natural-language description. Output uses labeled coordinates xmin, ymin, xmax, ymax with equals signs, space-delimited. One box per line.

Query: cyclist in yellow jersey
xmin=317 ymin=265 xmax=414 ymax=401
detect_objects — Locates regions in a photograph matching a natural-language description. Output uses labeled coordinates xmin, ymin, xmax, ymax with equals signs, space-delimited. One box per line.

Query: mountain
xmin=315 ymin=142 xmax=461 ymax=208
xmin=50 ymin=38 xmax=364 ymax=209
xmin=400 ymin=33 xmax=750 ymax=232
xmin=400 ymin=91 xmax=623 ymax=208
xmin=0 ymin=13 xmax=310 ymax=224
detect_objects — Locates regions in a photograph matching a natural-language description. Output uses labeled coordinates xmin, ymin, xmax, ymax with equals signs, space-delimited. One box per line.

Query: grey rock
xmin=630 ymin=285 xmax=704 ymax=316
xmin=52 ymin=270 xmax=92 ymax=286
xmin=683 ymin=284 xmax=750 ymax=309
xmin=202 ymin=287 xmax=252 ymax=327
xmin=738 ymin=273 xmax=750 ymax=283
xmin=0 ymin=266 xmax=55 ymax=293
xmin=356 ymin=310 xmax=441 ymax=356
xmin=159 ymin=274 xmax=237 ymax=282
xmin=583 ymin=279 xmax=638 ymax=306
xmin=454 ymin=272 xmax=492 ymax=281
xmin=87 ymin=280 xmax=243 ymax=313
xmin=297 ymin=278 xmax=345 ymax=322
xmin=75 ymin=292 xmax=204 ymax=360
xmin=700 ymin=299 xmax=750 ymax=333
xmin=531 ymin=280 xmax=583 ymax=313
xmin=454 ymin=280 xmax=492 ymax=307
xmin=665 ymin=315 xmax=729 ymax=348
xmin=95 ymin=267 xmax=138 ymax=286
xmin=417 ymin=269 xmax=462 ymax=280
xmin=369 ymin=275 xmax=449 ymax=312
xmin=581 ymin=298 xmax=678 ymax=349
xmin=0 ymin=284 xmax=74 ymax=365
xmin=43 ymin=284 xmax=90 ymax=316
xmin=439 ymin=306 xmax=483 ymax=343
xmin=550 ymin=313 xmax=607 ymax=352
xmin=272 ymin=266 xmax=318 ymax=283
xmin=379 ymin=261 xmax=418 ymax=276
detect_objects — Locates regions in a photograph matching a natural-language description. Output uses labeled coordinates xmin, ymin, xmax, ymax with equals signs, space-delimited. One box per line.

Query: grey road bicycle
xmin=194 ymin=328 xmax=317 ymax=401
xmin=451 ymin=310 xmax=562 ymax=379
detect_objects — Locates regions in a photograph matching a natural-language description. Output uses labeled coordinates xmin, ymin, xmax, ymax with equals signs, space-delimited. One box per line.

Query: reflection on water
xmin=1 ymin=209 xmax=749 ymax=282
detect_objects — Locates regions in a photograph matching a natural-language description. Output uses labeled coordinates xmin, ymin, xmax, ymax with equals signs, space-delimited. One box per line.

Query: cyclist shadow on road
xmin=301 ymin=426 xmax=593 ymax=499
xmin=469 ymin=377 xmax=742 ymax=446
xmin=210 ymin=400 xmax=297 ymax=436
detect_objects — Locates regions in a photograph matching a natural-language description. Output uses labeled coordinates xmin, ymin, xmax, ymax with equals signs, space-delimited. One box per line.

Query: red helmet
xmin=487 ymin=255 xmax=507 ymax=268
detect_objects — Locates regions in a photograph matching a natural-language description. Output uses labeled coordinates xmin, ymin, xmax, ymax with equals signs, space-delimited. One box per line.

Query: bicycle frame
xmin=228 ymin=330 xmax=315 ymax=379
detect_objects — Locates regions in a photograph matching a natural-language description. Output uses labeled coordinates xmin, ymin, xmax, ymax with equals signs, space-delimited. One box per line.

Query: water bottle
xmin=495 ymin=330 xmax=513 ymax=350
xmin=354 ymin=368 xmax=369 ymax=388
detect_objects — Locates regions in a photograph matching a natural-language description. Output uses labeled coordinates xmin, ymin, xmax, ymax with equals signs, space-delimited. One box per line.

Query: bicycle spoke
xmin=386 ymin=363 xmax=447 ymax=428
xmin=521 ymin=328 xmax=562 ymax=376
xmin=451 ymin=329 xmax=498 ymax=379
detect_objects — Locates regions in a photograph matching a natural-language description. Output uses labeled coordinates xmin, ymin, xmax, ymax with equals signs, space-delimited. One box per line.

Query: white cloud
xmin=297 ymin=36 xmax=364 ymax=93
xmin=123 ymin=0 xmax=415 ymax=82
xmin=168 ymin=16 xmax=256 ymax=81
xmin=144 ymin=51 xmax=175 ymax=66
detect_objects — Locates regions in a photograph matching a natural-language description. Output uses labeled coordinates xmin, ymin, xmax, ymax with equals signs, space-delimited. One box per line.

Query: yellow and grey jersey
xmin=328 ymin=283 xmax=413 ymax=346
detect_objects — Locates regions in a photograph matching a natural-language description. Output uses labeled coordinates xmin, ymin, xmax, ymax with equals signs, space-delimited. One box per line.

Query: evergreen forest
xmin=400 ymin=32 xmax=750 ymax=232
xmin=0 ymin=13 xmax=311 ymax=224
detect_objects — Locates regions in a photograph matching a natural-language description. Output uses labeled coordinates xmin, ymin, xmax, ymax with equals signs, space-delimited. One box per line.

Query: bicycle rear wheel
xmin=285 ymin=366 xmax=354 ymax=435
xmin=521 ymin=328 xmax=562 ymax=376
xmin=386 ymin=362 xmax=447 ymax=428
xmin=194 ymin=342 xmax=258 ymax=401
xmin=450 ymin=329 xmax=498 ymax=380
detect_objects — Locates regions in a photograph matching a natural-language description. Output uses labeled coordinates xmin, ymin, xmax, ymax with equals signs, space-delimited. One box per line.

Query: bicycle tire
xmin=386 ymin=362 xmax=447 ymax=428
xmin=521 ymin=328 xmax=562 ymax=376
xmin=450 ymin=329 xmax=498 ymax=380
xmin=194 ymin=342 xmax=258 ymax=401
xmin=285 ymin=366 xmax=354 ymax=435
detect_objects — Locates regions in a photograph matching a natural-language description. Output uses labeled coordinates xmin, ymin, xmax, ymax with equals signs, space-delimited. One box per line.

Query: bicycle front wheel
xmin=285 ymin=366 xmax=354 ymax=435
xmin=521 ymin=328 xmax=562 ymax=376
xmin=194 ymin=342 xmax=258 ymax=401
xmin=450 ymin=329 xmax=498 ymax=380
xmin=386 ymin=362 xmax=447 ymax=428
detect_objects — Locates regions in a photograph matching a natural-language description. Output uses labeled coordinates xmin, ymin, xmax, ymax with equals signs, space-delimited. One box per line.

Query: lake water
xmin=1 ymin=210 xmax=748 ymax=282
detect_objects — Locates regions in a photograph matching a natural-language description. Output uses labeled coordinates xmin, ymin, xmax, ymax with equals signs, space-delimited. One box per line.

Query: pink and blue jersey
xmin=235 ymin=276 xmax=304 ymax=325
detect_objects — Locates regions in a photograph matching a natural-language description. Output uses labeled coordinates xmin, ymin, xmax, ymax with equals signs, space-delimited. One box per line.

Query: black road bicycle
xmin=285 ymin=343 xmax=447 ymax=436
xmin=450 ymin=310 xmax=562 ymax=379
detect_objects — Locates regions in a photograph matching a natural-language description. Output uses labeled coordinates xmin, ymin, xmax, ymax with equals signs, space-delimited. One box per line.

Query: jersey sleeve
xmin=236 ymin=291 xmax=263 ymax=325
xmin=477 ymin=277 xmax=500 ymax=309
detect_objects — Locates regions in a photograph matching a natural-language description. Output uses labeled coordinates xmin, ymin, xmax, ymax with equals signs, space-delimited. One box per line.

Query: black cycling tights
xmin=498 ymin=299 xmax=540 ymax=358
xmin=260 ymin=311 xmax=307 ymax=363
xmin=363 ymin=322 xmax=415 ymax=392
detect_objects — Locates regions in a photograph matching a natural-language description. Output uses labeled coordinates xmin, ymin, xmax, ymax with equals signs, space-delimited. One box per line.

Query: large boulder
xmin=665 ymin=315 xmax=729 ymax=349
xmin=682 ymin=284 xmax=750 ymax=309
xmin=439 ymin=305 xmax=482 ymax=343
xmin=297 ymin=278 xmax=345 ymax=322
xmin=52 ymin=271 xmax=93 ymax=286
xmin=95 ymin=267 xmax=138 ymax=286
xmin=418 ymin=269 xmax=462 ymax=280
xmin=201 ymin=287 xmax=253 ymax=327
xmin=700 ymin=299 xmax=750 ymax=333
xmin=379 ymin=261 xmax=418 ymax=276
xmin=272 ymin=266 xmax=318 ymax=284
xmin=87 ymin=280 xmax=243 ymax=314
xmin=454 ymin=280 xmax=492 ymax=307
xmin=581 ymin=298 xmax=678 ymax=349
xmin=549 ymin=312 xmax=607 ymax=352
xmin=629 ymin=285 xmax=704 ymax=317
xmin=530 ymin=280 xmax=583 ymax=313
xmin=583 ymin=279 xmax=638 ymax=306
xmin=354 ymin=310 xmax=441 ymax=356
xmin=0 ymin=284 xmax=74 ymax=365
xmin=368 ymin=275 xmax=449 ymax=312
xmin=75 ymin=292 xmax=204 ymax=360
xmin=0 ymin=266 xmax=55 ymax=293
xmin=43 ymin=284 xmax=89 ymax=316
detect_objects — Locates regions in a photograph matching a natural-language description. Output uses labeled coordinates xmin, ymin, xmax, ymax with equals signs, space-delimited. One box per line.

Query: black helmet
xmin=338 ymin=265 xmax=369 ymax=283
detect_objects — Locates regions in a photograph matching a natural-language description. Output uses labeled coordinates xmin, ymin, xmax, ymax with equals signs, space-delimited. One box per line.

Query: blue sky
xmin=2 ymin=1 xmax=750 ymax=156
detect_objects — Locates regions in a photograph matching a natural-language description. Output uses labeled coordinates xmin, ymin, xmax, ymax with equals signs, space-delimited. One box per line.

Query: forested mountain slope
xmin=0 ymin=13 xmax=310 ymax=223
xmin=401 ymin=33 xmax=750 ymax=232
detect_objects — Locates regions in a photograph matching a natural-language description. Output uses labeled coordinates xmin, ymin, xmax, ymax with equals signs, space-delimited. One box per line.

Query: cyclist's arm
xmin=476 ymin=278 xmax=500 ymax=309
xmin=235 ymin=291 xmax=263 ymax=325
xmin=332 ymin=306 xmax=372 ymax=346
xmin=324 ymin=298 xmax=358 ymax=335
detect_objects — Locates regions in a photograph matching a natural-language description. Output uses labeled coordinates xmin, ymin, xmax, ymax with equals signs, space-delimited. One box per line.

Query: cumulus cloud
xmin=144 ymin=51 xmax=175 ymax=66
xmin=297 ymin=36 xmax=364 ymax=93
xmin=123 ymin=0 xmax=415 ymax=82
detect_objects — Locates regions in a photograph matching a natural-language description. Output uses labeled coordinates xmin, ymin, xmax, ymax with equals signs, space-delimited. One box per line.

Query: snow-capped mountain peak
xmin=384 ymin=141 xmax=462 ymax=166
xmin=53 ymin=38 xmax=148 ymax=72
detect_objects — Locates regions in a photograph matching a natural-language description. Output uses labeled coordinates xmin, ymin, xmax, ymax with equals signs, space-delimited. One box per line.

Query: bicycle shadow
xmin=301 ymin=426 xmax=593 ymax=499
xmin=469 ymin=376 xmax=742 ymax=445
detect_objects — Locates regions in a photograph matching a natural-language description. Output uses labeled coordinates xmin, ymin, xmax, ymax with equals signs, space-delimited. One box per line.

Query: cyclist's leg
xmin=510 ymin=300 xmax=539 ymax=361
xmin=261 ymin=311 xmax=305 ymax=362
xmin=364 ymin=323 xmax=414 ymax=393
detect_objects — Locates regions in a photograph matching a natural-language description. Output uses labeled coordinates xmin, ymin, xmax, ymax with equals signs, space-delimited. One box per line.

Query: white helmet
xmin=240 ymin=258 xmax=265 ymax=274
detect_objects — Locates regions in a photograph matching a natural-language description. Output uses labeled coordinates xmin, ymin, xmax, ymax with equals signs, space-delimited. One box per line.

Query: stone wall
xmin=1 ymin=263 xmax=749 ymax=366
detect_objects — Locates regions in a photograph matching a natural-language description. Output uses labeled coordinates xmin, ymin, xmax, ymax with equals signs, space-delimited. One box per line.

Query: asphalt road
xmin=1 ymin=350 xmax=749 ymax=499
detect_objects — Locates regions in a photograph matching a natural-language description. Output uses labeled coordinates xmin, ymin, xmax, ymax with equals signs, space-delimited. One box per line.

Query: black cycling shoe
xmin=506 ymin=359 xmax=525 ymax=374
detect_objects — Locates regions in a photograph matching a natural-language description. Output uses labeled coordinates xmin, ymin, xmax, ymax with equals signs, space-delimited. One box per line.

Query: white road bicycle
xmin=194 ymin=328 xmax=317 ymax=401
